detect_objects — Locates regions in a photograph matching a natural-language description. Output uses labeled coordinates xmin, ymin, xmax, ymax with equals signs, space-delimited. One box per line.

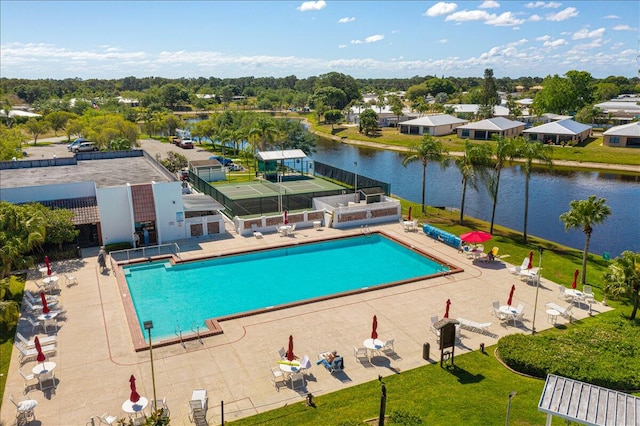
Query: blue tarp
xmin=422 ymin=224 xmax=461 ymax=249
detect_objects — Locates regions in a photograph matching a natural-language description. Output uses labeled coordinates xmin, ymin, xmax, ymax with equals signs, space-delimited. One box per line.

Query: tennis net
xmin=261 ymin=178 xmax=285 ymax=194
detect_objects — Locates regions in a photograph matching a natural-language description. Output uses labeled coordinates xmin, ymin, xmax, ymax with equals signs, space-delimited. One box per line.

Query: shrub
xmin=104 ymin=242 xmax=133 ymax=253
xmin=389 ymin=409 xmax=423 ymax=425
xmin=497 ymin=315 xmax=640 ymax=390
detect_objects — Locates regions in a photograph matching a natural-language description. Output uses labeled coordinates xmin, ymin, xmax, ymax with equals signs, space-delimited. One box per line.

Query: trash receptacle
xmin=423 ymin=342 xmax=430 ymax=360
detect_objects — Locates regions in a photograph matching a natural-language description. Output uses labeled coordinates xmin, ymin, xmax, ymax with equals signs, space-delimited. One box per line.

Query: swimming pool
xmin=122 ymin=233 xmax=460 ymax=346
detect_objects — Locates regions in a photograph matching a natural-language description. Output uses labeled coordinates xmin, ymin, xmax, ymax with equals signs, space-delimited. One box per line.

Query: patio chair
xmin=354 ymin=347 xmax=369 ymax=364
xmin=151 ymin=397 xmax=170 ymax=419
xmin=269 ymin=365 xmax=287 ymax=392
xmin=429 ymin=315 xmax=440 ymax=336
xmin=98 ymin=412 xmax=118 ymax=425
xmin=9 ymin=394 xmax=37 ymax=424
xmin=289 ymin=371 xmax=306 ymax=390
xmin=491 ymin=301 xmax=500 ymax=315
xmin=381 ymin=339 xmax=395 ymax=354
xmin=288 ymin=223 xmax=297 ymax=236
xmin=18 ymin=367 xmax=38 ymax=395
xmin=299 ymin=354 xmax=312 ymax=372
xmin=514 ymin=304 xmax=525 ymax=325
xmin=558 ymin=285 xmax=572 ymax=301
xmin=38 ymin=370 xmax=56 ymax=391
xmin=251 ymin=224 xmax=263 ymax=239
xmin=278 ymin=347 xmax=287 ymax=359
xmin=189 ymin=389 xmax=208 ymax=423
xmin=65 ymin=274 xmax=79 ymax=287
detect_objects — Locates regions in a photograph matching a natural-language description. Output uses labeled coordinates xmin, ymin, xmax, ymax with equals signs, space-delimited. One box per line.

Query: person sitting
xmin=317 ymin=351 xmax=339 ymax=369
xmin=324 ymin=351 xmax=338 ymax=364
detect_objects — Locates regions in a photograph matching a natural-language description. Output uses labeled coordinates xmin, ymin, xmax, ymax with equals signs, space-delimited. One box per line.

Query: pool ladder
xmin=191 ymin=322 xmax=203 ymax=345
xmin=175 ymin=325 xmax=185 ymax=348
xmin=361 ymin=225 xmax=371 ymax=236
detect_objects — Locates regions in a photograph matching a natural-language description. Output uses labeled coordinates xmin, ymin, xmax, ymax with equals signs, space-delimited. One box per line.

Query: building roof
xmin=603 ymin=121 xmax=640 ymax=137
xmin=182 ymin=193 xmax=225 ymax=211
xmin=399 ymin=114 xmax=468 ymax=127
xmin=594 ymin=101 xmax=640 ymax=114
xmin=37 ymin=196 xmax=100 ymax=225
xmin=523 ymin=119 xmax=591 ymax=135
xmin=257 ymin=149 xmax=307 ymax=161
xmin=0 ymin=109 xmax=42 ymax=117
xmin=445 ymin=104 xmax=511 ymax=116
xmin=0 ymin=156 xmax=172 ymax=189
xmin=538 ymin=374 xmax=640 ymax=425
xmin=457 ymin=117 xmax=525 ymax=131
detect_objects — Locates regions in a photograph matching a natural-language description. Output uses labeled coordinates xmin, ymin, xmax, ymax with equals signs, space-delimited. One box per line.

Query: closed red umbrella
xmin=527 ymin=251 xmax=534 ymax=269
xmin=129 ymin=374 xmax=140 ymax=403
xmin=572 ymin=269 xmax=579 ymax=289
xmin=407 ymin=206 xmax=412 ymax=221
xmin=444 ymin=299 xmax=451 ymax=318
xmin=40 ymin=291 xmax=50 ymax=314
xmin=371 ymin=315 xmax=378 ymax=339
xmin=284 ymin=210 xmax=288 ymax=225
xmin=507 ymin=284 xmax=516 ymax=307
xmin=459 ymin=231 xmax=492 ymax=244
xmin=286 ymin=335 xmax=295 ymax=361
xmin=44 ymin=255 xmax=52 ymax=276
xmin=34 ymin=336 xmax=46 ymax=363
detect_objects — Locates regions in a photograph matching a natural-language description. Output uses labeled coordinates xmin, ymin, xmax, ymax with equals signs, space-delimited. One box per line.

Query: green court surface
xmin=214 ymin=175 xmax=345 ymax=200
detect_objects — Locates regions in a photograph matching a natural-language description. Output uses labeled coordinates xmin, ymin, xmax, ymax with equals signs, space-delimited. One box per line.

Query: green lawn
xmin=0 ymin=276 xmax=25 ymax=401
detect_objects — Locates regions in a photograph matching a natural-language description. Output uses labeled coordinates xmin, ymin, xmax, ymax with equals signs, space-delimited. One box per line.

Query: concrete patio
xmin=1 ymin=221 xmax=608 ymax=425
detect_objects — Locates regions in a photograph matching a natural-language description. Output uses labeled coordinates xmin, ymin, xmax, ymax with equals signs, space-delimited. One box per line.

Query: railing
xmin=109 ymin=243 xmax=181 ymax=263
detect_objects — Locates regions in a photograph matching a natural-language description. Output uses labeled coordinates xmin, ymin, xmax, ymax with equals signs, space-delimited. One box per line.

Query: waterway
xmin=310 ymin=136 xmax=640 ymax=258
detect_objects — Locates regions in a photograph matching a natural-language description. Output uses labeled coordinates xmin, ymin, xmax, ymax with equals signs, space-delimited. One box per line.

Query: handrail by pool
xmin=109 ymin=243 xmax=181 ymax=263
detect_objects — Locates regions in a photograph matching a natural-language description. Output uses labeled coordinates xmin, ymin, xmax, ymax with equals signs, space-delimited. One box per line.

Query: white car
xmin=228 ymin=163 xmax=243 ymax=171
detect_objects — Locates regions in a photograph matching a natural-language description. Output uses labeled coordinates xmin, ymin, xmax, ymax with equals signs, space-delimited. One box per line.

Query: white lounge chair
xmin=251 ymin=224 xmax=263 ymax=239
xmin=64 ymin=274 xmax=79 ymax=287
xmin=507 ymin=257 xmax=530 ymax=275
xmin=15 ymin=332 xmax=56 ymax=349
xmin=15 ymin=342 xmax=56 ymax=363
xmin=546 ymin=302 xmax=574 ymax=320
xmin=457 ymin=318 xmax=492 ymax=335
xmin=24 ymin=292 xmax=58 ymax=306
xmin=189 ymin=389 xmax=208 ymax=424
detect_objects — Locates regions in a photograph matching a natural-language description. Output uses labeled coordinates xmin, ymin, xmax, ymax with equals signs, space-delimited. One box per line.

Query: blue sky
xmin=1 ymin=1 xmax=637 ymax=80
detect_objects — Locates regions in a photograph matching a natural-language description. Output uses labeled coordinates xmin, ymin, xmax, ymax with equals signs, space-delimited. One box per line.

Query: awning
xmin=182 ymin=194 xmax=225 ymax=212
xmin=257 ymin=150 xmax=307 ymax=161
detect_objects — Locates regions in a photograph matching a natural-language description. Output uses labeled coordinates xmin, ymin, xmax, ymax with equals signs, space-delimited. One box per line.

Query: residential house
xmin=522 ymin=119 xmax=591 ymax=145
xmin=456 ymin=117 xmax=525 ymax=140
xmin=398 ymin=114 xmax=468 ymax=136
xmin=602 ymin=121 xmax=640 ymax=147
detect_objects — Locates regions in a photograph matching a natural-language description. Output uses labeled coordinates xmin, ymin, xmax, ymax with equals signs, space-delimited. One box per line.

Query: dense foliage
xmin=497 ymin=315 xmax=640 ymax=390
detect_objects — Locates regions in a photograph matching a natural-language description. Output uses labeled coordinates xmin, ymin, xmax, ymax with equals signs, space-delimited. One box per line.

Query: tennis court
xmin=215 ymin=175 xmax=345 ymax=200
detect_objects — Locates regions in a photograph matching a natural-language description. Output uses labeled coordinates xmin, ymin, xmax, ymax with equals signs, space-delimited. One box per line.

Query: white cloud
xmin=338 ymin=17 xmax=355 ymax=24
xmin=525 ymin=1 xmax=561 ymax=8
xmin=425 ymin=2 xmax=458 ymax=17
xmin=364 ymin=34 xmax=384 ymax=43
xmin=546 ymin=7 xmax=578 ymax=21
xmin=338 ymin=44 xmax=347 ymax=49
xmin=391 ymin=29 xmax=400 ymax=34
xmin=603 ymin=15 xmax=620 ymax=19
xmin=479 ymin=1 xmax=499 ymax=8
xmin=529 ymin=14 xmax=542 ymax=21
xmin=572 ymin=28 xmax=605 ymax=40
xmin=438 ymin=38 xmax=448 ymax=43
xmin=297 ymin=1 xmax=326 ymax=12
xmin=445 ymin=10 xmax=491 ymax=22
xmin=507 ymin=38 xmax=528 ymax=47
xmin=613 ymin=24 xmax=633 ymax=31
xmin=350 ymin=40 xmax=362 ymax=44
xmin=486 ymin=12 xmax=525 ymax=26
xmin=543 ymin=38 xmax=567 ymax=47
xmin=536 ymin=35 xmax=551 ymax=41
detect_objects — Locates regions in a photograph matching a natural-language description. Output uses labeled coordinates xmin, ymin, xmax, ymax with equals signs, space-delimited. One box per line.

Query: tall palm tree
xmin=248 ymin=117 xmax=279 ymax=152
xmin=401 ymin=135 xmax=449 ymax=214
xmin=488 ymin=136 xmax=518 ymax=233
xmin=514 ymin=140 xmax=553 ymax=243
xmin=455 ymin=141 xmax=493 ymax=224
xmin=602 ymin=251 xmax=640 ymax=319
xmin=560 ymin=195 xmax=612 ymax=284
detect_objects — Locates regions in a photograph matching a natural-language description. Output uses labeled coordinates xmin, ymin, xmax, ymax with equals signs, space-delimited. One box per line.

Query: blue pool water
xmin=124 ymin=234 xmax=449 ymax=340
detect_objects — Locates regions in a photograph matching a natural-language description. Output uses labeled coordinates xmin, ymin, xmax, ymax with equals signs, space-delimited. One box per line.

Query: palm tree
xmin=602 ymin=251 xmax=640 ymax=319
xmin=488 ymin=136 xmax=518 ymax=233
xmin=560 ymin=196 xmax=612 ymax=284
xmin=455 ymin=141 xmax=493 ymax=224
xmin=248 ymin=117 xmax=279 ymax=152
xmin=514 ymin=140 xmax=553 ymax=243
xmin=401 ymin=135 xmax=449 ymax=214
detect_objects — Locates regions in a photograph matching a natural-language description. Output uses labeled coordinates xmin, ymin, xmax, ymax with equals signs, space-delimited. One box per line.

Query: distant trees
xmin=532 ymin=70 xmax=595 ymax=115
xmin=560 ymin=196 xmax=612 ymax=285
xmin=478 ymin=68 xmax=499 ymax=119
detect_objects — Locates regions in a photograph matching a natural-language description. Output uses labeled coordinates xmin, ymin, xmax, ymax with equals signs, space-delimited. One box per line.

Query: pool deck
xmin=1 ymin=221 xmax=610 ymax=425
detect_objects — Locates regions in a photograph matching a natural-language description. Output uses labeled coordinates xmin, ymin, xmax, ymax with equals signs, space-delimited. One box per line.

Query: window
xmin=461 ymin=129 xmax=470 ymax=137
xmin=609 ymin=136 xmax=620 ymax=144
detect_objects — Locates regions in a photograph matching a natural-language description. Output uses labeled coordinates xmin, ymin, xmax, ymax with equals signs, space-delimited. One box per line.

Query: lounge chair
xmin=480 ymin=247 xmax=499 ymax=262
xmin=64 ymin=274 xmax=79 ymax=287
xmin=98 ymin=413 xmax=118 ymax=425
xmin=317 ymin=352 xmax=344 ymax=374
xmin=24 ymin=316 xmax=41 ymax=334
xmin=456 ymin=318 xmax=492 ymax=335
xmin=189 ymin=389 xmax=208 ymax=424
xmin=251 ymin=224 xmax=263 ymax=239
xmin=9 ymin=394 xmax=37 ymax=424
xmin=24 ymin=292 xmax=58 ymax=306
xmin=15 ymin=332 xmax=56 ymax=349
xmin=507 ymin=257 xmax=530 ymax=274
xmin=15 ymin=342 xmax=56 ymax=363
xmin=545 ymin=302 xmax=574 ymax=320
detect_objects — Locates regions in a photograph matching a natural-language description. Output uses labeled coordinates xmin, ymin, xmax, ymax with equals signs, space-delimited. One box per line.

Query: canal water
xmin=310 ymin=136 xmax=640 ymax=258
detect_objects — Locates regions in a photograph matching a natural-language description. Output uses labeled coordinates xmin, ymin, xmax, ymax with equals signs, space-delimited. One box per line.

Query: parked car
xmin=67 ymin=138 xmax=88 ymax=151
xmin=179 ymin=139 xmax=194 ymax=149
xmin=209 ymin=155 xmax=233 ymax=166
xmin=72 ymin=142 xmax=98 ymax=153
xmin=228 ymin=163 xmax=243 ymax=171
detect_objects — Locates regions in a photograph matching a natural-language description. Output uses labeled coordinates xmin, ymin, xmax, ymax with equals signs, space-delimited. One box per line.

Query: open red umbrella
xmin=44 ymin=255 xmax=52 ymax=276
xmin=34 ymin=336 xmax=46 ymax=363
xmin=507 ymin=284 xmax=516 ymax=307
xmin=527 ymin=251 xmax=534 ymax=269
xmin=284 ymin=210 xmax=289 ymax=225
xmin=572 ymin=269 xmax=579 ymax=289
xmin=286 ymin=335 xmax=295 ymax=361
xmin=371 ymin=315 xmax=378 ymax=339
xmin=129 ymin=374 xmax=140 ymax=403
xmin=444 ymin=299 xmax=451 ymax=318
xmin=459 ymin=231 xmax=492 ymax=244
xmin=407 ymin=206 xmax=412 ymax=221
xmin=40 ymin=291 xmax=50 ymax=314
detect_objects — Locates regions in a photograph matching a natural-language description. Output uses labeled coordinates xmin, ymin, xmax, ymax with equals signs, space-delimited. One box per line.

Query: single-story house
xmin=523 ymin=119 xmax=591 ymax=145
xmin=398 ymin=114 xmax=468 ymax=136
xmin=445 ymin=104 xmax=511 ymax=119
xmin=594 ymin=96 xmax=640 ymax=124
xmin=602 ymin=121 xmax=640 ymax=147
xmin=345 ymin=105 xmax=417 ymax=127
xmin=456 ymin=117 xmax=526 ymax=140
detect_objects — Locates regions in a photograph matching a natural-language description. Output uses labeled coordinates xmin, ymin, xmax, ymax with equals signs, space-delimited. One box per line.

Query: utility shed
xmin=538 ymin=374 xmax=640 ymax=425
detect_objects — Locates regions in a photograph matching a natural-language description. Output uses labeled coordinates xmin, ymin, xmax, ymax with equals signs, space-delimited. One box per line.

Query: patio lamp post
xmin=505 ymin=390 xmax=517 ymax=425
xmin=354 ymin=161 xmax=358 ymax=200
xmin=143 ymin=320 xmax=158 ymax=409
xmin=531 ymin=247 xmax=544 ymax=335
